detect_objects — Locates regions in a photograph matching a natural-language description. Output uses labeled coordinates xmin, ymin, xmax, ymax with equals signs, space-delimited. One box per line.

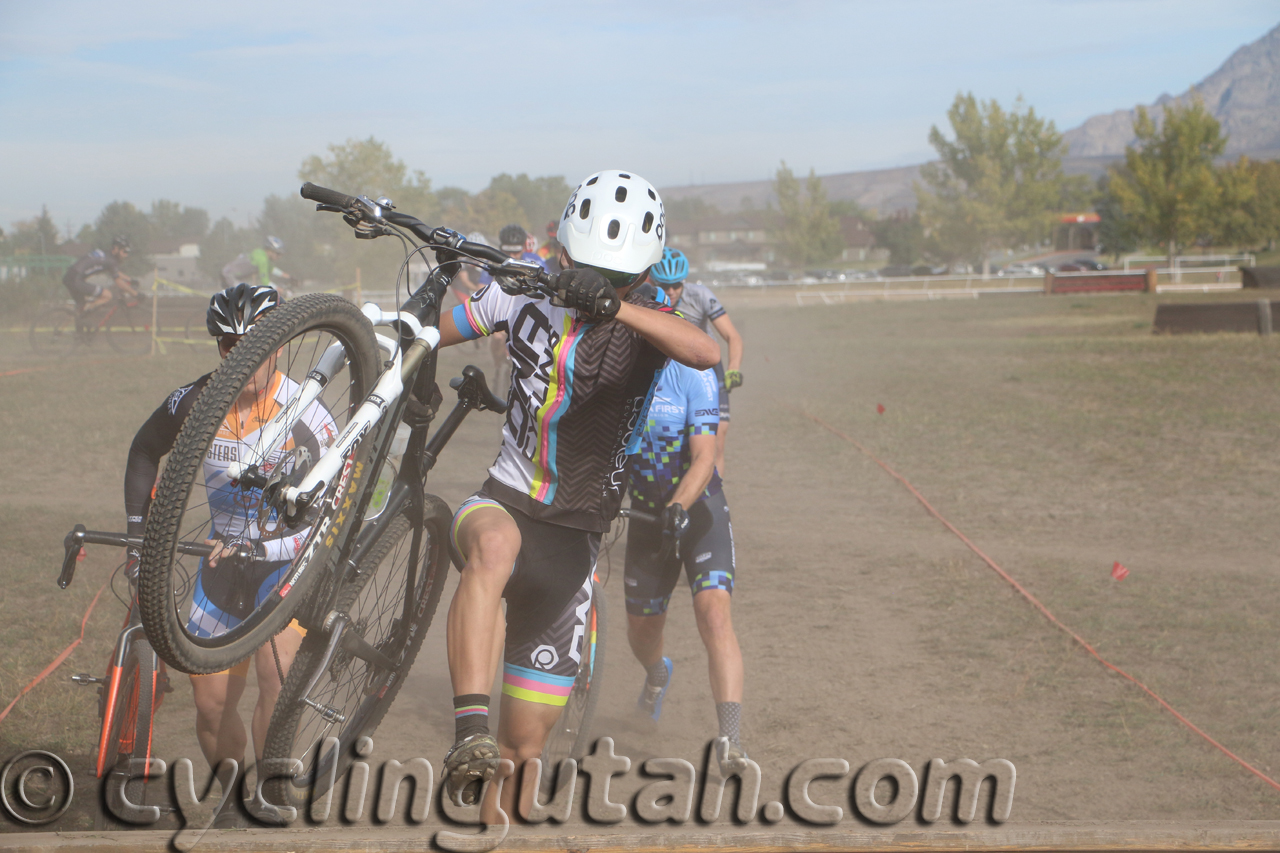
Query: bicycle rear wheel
xmin=94 ymin=638 xmax=159 ymax=828
xmin=29 ymin=306 xmax=79 ymax=356
xmin=262 ymin=494 xmax=452 ymax=814
xmin=106 ymin=303 xmax=152 ymax=355
xmin=539 ymin=580 xmax=606 ymax=797
xmin=139 ymin=294 xmax=381 ymax=673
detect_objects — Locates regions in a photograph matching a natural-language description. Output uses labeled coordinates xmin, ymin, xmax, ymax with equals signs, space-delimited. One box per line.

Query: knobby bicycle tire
xmin=139 ymin=294 xmax=380 ymax=673
xmin=28 ymin=306 xmax=79 ymax=357
xmin=540 ymin=580 xmax=606 ymax=796
xmin=94 ymin=638 xmax=159 ymax=829
xmin=262 ymin=494 xmax=453 ymax=815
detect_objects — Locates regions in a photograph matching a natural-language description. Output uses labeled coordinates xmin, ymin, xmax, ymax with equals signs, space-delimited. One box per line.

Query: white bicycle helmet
xmin=558 ymin=170 xmax=665 ymax=275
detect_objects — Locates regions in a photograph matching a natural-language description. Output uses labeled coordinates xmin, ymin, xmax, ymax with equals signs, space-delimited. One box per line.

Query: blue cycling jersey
xmin=627 ymin=359 xmax=722 ymax=511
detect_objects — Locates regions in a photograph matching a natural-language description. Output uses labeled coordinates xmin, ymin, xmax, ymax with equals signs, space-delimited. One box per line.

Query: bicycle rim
xmin=539 ymin=580 xmax=606 ymax=798
xmin=263 ymin=495 xmax=452 ymax=813
xmin=139 ymin=294 xmax=380 ymax=673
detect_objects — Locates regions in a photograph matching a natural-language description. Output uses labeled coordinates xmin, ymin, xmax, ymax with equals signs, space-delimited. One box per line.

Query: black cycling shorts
xmin=712 ymin=362 xmax=731 ymax=421
xmin=452 ymin=492 xmax=600 ymax=706
xmin=64 ymin=277 xmax=102 ymax=301
xmin=624 ymin=491 xmax=735 ymax=616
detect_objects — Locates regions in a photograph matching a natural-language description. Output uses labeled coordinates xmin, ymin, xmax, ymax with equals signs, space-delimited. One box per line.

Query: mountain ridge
xmin=661 ymin=22 xmax=1280 ymax=215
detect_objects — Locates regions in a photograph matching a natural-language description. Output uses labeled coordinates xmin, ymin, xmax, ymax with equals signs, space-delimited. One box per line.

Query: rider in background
xmin=222 ymin=236 xmax=293 ymax=292
xmin=536 ymin=220 xmax=562 ymax=274
xmin=649 ymin=248 xmax=745 ymax=478
xmin=63 ymin=236 xmax=139 ymax=312
xmin=473 ymin=224 xmax=547 ymax=394
xmin=623 ymin=282 xmax=748 ymax=776
xmin=123 ymin=283 xmax=326 ymax=824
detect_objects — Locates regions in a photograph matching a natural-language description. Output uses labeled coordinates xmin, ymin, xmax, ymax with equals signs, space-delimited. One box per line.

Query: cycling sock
xmin=645 ymin=659 xmax=670 ymax=688
xmin=454 ymin=694 xmax=490 ymax=741
xmin=716 ymin=701 xmax=742 ymax=745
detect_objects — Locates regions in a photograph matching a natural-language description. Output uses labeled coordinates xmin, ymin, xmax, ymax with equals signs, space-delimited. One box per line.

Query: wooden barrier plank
xmin=1152 ymin=302 xmax=1274 ymax=335
xmin=6 ymin=823 xmax=1280 ymax=853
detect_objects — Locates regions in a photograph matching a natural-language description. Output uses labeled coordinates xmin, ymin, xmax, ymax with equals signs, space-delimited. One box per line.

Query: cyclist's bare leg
xmin=692 ymin=589 xmax=742 ymax=704
xmin=249 ymin=629 xmax=303 ymax=760
xmin=190 ymin=672 xmax=249 ymax=771
xmin=447 ymin=506 xmax=520 ymax=696
xmin=84 ymin=286 xmax=114 ymax=313
xmin=493 ymin=693 xmax=561 ymax=823
xmin=626 ymin=611 xmax=668 ymax=670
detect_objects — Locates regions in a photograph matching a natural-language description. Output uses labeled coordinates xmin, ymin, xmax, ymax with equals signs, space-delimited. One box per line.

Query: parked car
xmin=1000 ymin=262 xmax=1046 ymax=276
xmin=878 ymin=264 xmax=914 ymax=278
xmin=1058 ymin=259 xmax=1108 ymax=272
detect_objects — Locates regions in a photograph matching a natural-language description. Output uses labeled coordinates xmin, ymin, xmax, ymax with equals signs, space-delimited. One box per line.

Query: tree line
xmin=0 ymin=137 xmax=575 ymax=292
xmin=769 ymin=94 xmax=1280 ymax=270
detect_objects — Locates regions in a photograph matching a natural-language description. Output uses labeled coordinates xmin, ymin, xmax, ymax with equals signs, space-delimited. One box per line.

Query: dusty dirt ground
xmin=4 ymin=287 xmax=1280 ymax=839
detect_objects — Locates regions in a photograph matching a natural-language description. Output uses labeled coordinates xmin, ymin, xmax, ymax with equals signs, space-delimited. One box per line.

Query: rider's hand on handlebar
xmin=551 ymin=269 xmax=620 ymax=321
xmin=205 ymin=536 xmax=260 ymax=568
xmin=657 ymin=503 xmax=690 ymax=562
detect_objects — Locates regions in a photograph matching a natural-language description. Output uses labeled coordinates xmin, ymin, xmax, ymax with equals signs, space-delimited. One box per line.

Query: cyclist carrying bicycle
xmin=63 ymin=236 xmax=139 ymax=312
xmin=222 ymin=236 xmax=293 ymax=291
xmin=623 ymin=284 xmax=748 ymax=775
xmin=123 ymin=283 xmax=329 ymax=819
xmin=436 ymin=170 xmax=721 ymax=817
xmin=649 ymin=248 xmax=745 ymax=478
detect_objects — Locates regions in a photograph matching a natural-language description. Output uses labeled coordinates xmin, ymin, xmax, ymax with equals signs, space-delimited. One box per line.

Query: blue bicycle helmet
xmin=650 ymin=247 xmax=688 ymax=285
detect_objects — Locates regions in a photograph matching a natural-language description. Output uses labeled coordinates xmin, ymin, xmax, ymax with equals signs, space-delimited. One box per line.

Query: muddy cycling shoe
xmin=715 ymin=736 xmax=750 ymax=777
xmin=443 ymin=733 xmax=501 ymax=807
xmin=637 ymin=657 xmax=673 ymax=721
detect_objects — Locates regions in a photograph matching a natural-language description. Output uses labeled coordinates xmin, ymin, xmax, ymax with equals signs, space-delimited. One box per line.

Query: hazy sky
xmin=1 ymin=1 xmax=1276 ymax=234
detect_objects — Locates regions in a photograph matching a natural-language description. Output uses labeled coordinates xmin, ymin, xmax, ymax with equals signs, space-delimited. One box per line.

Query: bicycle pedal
xmin=71 ymin=673 xmax=103 ymax=686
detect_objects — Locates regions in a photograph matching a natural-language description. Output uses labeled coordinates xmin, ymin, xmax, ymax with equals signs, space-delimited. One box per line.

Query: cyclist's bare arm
xmin=666 ymin=430 xmax=716 ymax=510
xmin=711 ymin=313 xmax=744 ymax=373
xmin=615 ymin=300 xmax=720 ymax=370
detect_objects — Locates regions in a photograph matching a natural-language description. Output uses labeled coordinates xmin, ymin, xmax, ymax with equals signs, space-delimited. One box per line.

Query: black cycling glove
xmin=551 ymin=269 xmax=621 ymax=322
xmin=658 ymin=503 xmax=691 ymax=562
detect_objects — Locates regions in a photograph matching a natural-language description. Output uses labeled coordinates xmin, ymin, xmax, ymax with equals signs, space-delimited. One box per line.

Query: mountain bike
xmin=29 ymin=286 xmax=151 ymax=357
xmin=58 ymin=526 xmax=180 ymax=828
xmin=133 ymin=182 xmax=559 ymax=802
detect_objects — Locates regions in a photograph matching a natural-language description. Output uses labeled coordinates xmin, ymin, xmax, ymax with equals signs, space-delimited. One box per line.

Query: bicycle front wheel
xmin=139 ymin=294 xmax=381 ymax=673
xmin=540 ymin=579 xmax=606 ymax=797
xmin=29 ymin=306 xmax=79 ymax=357
xmin=263 ymin=494 xmax=453 ymax=813
xmin=105 ymin=304 xmax=152 ymax=355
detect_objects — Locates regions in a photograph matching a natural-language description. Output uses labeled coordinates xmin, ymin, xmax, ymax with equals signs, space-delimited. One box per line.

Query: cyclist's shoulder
xmin=163 ymin=372 xmax=214 ymax=416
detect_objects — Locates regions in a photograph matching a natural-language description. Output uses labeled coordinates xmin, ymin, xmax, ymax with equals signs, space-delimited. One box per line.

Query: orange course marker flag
xmin=1111 ymin=562 xmax=1129 ymax=581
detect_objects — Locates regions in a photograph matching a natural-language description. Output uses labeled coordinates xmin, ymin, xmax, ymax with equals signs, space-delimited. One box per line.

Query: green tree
xmin=916 ymin=93 xmax=1085 ymax=274
xmin=147 ymin=200 xmax=209 ymax=250
xmin=198 ymin=217 xmax=254 ymax=281
xmin=298 ymin=137 xmax=438 ymax=287
xmin=1102 ymin=98 xmax=1226 ymax=267
xmin=869 ymin=213 xmax=924 ymax=266
xmin=484 ymin=173 xmax=572 ymax=234
xmin=774 ymin=161 xmax=843 ymax=267
xmin=91 ymin=201 xmax=152 ymax=274
xmin=1093 ymin=174 xmax=1143 ymax=260
xmin=6 ymin=207 xmax=60 ymax=256
xmin=1211 ymin=157 xmax=1280 ymax=250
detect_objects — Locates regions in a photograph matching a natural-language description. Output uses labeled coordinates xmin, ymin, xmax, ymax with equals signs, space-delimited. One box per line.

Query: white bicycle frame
xmin=225 ymin=303 xmax=440 ymax=518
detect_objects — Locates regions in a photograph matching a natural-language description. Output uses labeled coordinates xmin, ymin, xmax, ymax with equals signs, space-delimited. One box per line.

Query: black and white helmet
xmin=206 ymin=282 xmax=280 ymax=337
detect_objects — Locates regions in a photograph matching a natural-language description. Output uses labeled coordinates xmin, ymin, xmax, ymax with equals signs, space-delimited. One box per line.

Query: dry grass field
xmin=3 ymin=286 xmax=1280 ymax=835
